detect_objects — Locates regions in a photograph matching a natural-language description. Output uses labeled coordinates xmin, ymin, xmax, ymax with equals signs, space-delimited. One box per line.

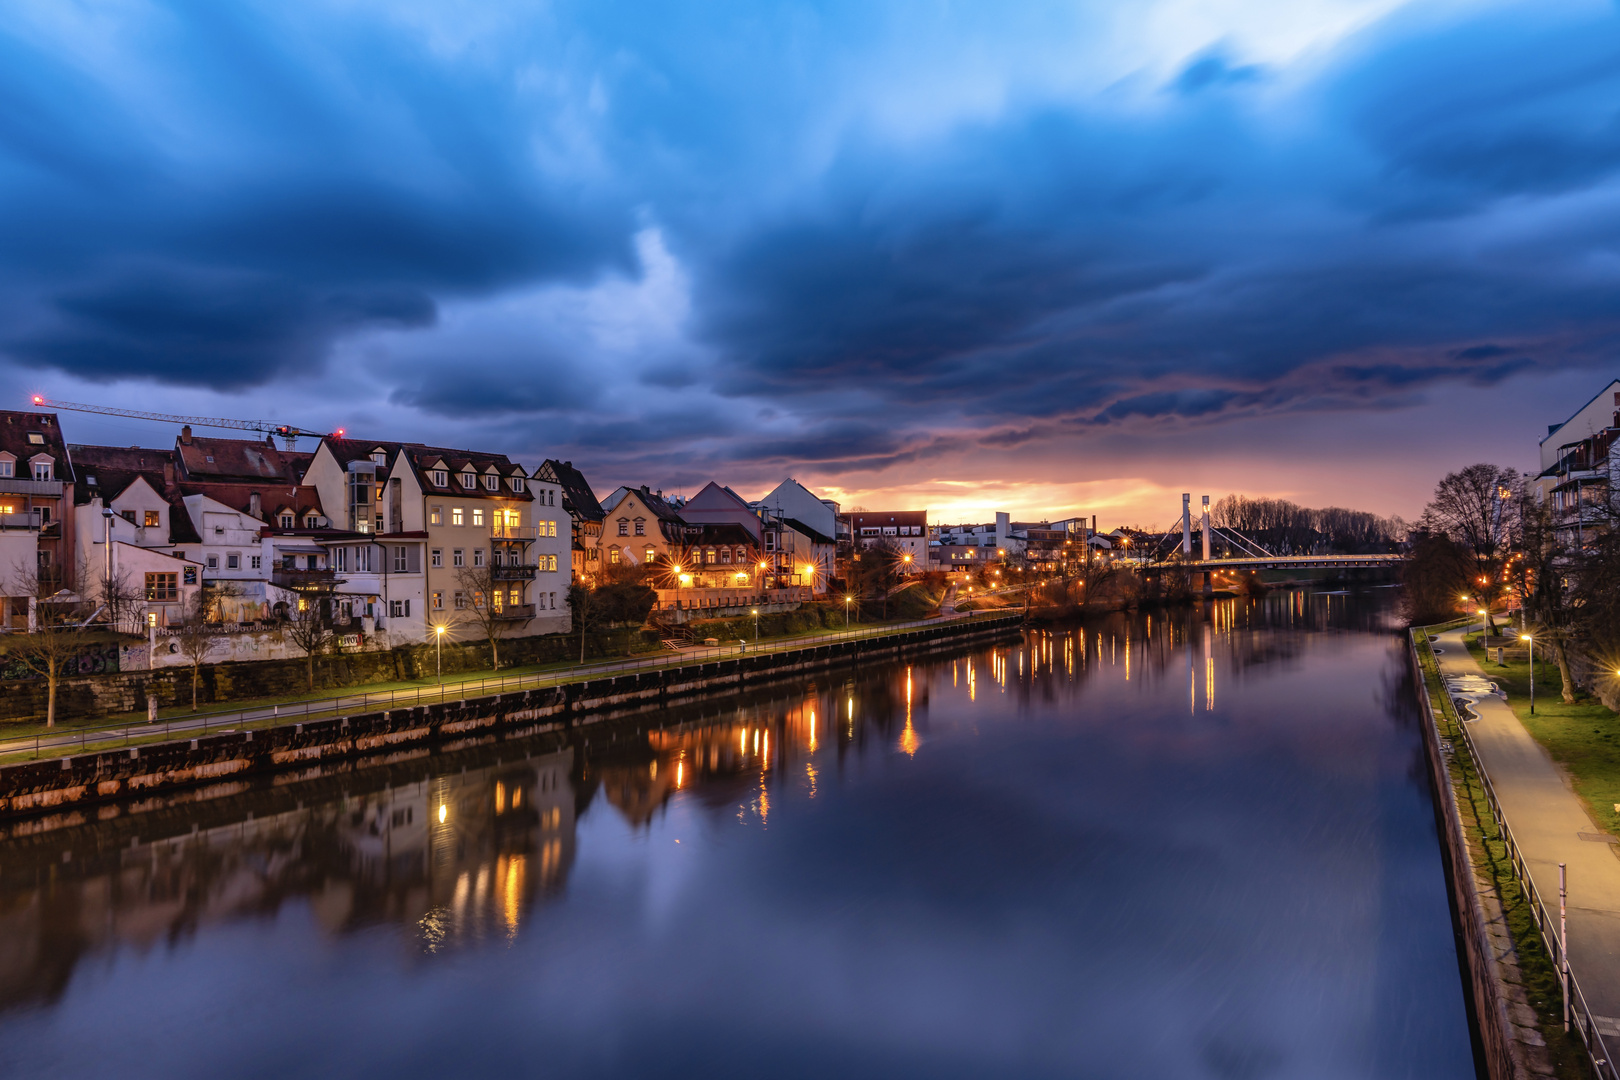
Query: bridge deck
xmin=1149 ymin=555 xmax=1404 ymax=570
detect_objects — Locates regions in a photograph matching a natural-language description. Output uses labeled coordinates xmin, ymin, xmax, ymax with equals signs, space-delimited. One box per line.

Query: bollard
xmin=147 ymin=692 xmax=159 ymax=725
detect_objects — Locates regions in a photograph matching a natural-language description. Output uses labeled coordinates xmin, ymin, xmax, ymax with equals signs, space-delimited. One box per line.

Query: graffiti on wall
xmin=0 ymin=643 xmax=122 ymax=682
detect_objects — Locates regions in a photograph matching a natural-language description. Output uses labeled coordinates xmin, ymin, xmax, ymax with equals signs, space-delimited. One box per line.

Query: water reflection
xmin=0 ymin=588 xmax=1470 ymax=1080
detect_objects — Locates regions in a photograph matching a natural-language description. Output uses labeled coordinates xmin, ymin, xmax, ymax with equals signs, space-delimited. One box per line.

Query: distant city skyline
xmin=2 ymin=1 xmax=1613 ymax=524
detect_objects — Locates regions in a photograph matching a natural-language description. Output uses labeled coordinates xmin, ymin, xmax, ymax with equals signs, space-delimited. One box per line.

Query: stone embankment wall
xmin=0 ymin=616 xmax=1022 ymax=820
xmin=1408 ymin=638 xmax=1534 ymax=1080
xmin=0 ymin=629 xmax=642 ymax=724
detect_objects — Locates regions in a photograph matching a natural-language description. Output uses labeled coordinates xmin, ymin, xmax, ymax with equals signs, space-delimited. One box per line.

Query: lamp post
xmin=1478 ymin=608 xmax=1488 ymax=638
xmin=102 ymin=507 xmax=113 ymax=627
xmin=1520 ymin=633 xmax=1534 ymax=714
xmin=435 ymin=624 xmax=446 ymax=686
xmin=844 ymin=594 xmax=852 ymax=629
xmin=752 ymin=607 xmax=759 ymax=642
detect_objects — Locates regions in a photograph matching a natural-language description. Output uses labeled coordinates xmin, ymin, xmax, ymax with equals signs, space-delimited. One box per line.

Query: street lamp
xmin=1520 ymin=633 xmax=1534 ymax=714
xmin=1478 ymin=608 xmax=1488 ymax=638
xmin=752 ymin=607 xmax=759 ymax=642
xmin=434 ymin=624 xmax=447 ymax=685
xmin=844 ymin=594 xmax=852 ymax=629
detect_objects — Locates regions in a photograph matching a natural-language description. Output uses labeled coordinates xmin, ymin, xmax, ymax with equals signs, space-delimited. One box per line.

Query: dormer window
xmin=371 ymin=449 xmax=387 ymax=466
xmin=26 ymin=433 xmax=44 ymax=446
xmin=483 ymin=474 xmax=498 ymax=491
xmin=32 ymin=460 xmax=52 ymax=481
xmin=0 ymin=458 xmax=14 ymax=479
xmin=304 ymin=511 xmax=321 ymax=528
xmin=460 ymin=471 xmax=476 ymax=488
xmin=510 ymin=477 xmax=525 ymax=492
xmin=431 ymin=469 xmax=448 ymax=487
xmin=279 ymin=513 xmax=294 ymax=528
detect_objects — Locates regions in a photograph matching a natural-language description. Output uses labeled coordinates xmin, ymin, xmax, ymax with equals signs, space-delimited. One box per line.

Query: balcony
xmin=492 ymin=563 xmax=538 ymax=581
xmin=491 ymin=524 xmax=538 ymax=541
xmin=272 ymin=568 xmax=347 ymax=590
xmin=493 ymin=603 xmax=537 ymax=620
xmin=0 ymin=477 xmax=65 ymax=497
xmin=0 ymin=511 xmax=42 ymax=532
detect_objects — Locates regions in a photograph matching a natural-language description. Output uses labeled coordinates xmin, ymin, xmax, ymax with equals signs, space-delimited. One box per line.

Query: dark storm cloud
xmin=0 ymin=1 xmax=634 ymax=389
xmin=2 ymin=0 xmax=1620 ymax=483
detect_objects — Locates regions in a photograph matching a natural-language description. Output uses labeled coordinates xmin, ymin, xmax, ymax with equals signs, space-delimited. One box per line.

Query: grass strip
xmin=1414 ymin=628 xmax=1590 ymax=1077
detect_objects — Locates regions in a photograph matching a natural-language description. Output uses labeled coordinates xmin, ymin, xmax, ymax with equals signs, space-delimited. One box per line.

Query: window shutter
xmin=407 ymin=545 xmax=421 ymax=573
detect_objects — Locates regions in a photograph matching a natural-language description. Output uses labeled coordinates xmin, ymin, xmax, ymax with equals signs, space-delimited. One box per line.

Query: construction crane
xmin=30 ymin=396 xmax=343 ymax=449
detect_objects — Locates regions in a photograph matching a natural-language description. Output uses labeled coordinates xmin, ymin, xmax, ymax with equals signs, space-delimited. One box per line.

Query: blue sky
xmin=2 ymin=0 xmax=1618 ymax=524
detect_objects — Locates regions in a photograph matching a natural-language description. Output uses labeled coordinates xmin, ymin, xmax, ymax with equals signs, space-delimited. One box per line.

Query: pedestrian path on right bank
xmin=1433 ymin=628 xmax=1620 ymax=1032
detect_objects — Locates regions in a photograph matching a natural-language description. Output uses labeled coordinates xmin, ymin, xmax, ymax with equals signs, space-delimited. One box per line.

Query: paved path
xmin=1432 ymin=628 xmax=1620 ymax=1035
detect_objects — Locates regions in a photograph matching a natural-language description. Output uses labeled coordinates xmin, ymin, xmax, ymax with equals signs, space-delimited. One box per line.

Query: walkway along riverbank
xmin=1412 ymin=627 xmax=1620 ymax=1080
xmin=0 ymin=612 xmax=1023 ymax=823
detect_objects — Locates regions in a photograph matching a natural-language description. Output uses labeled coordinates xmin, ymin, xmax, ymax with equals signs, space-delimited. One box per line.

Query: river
xmin=0 ymin=589 xmax=1475 ymax=1079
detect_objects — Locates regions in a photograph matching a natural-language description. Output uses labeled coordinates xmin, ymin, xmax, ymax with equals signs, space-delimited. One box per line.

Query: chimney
xmin=162 ymin=460 xmax=176 ymax=497
xmin=250 ymin=492 xmax=261 ymax=519
xmin=179 ymin=425 xmax=192 ymax=446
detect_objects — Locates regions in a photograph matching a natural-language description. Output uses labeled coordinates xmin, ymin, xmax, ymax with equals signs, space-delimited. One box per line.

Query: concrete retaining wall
xmin=0 ymin=616 xmax=1022 ymax=819
xmin=1409 ymin=639 xmax=1525 ymax=1080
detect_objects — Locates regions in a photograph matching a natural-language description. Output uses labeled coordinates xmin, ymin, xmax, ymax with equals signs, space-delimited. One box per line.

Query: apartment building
xmin=538 ymin=460 xmax=605 ymax=584
xmin=305 ymin=440 xmax=568 ymax=638
xmin=1535 ymin=381 xmax=1620 ymax=551
xmin=841 ymin=509 xmax=928 ymax=576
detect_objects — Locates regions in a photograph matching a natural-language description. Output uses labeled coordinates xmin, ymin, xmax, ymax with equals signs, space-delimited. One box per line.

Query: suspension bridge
xmin=1137 ymin=493 xmax=1405 ymax=572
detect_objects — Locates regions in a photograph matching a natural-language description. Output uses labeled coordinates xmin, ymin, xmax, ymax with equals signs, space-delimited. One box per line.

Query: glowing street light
xmin=844 ymin=594 xmax=853 ymax=629
xmin=751 ymin=606 xmax=759 ymax=641
xmin=1520 ymin=633 xmax=1535 ymax=714
xmin=434 ymin=623 xmax=447 ymax=685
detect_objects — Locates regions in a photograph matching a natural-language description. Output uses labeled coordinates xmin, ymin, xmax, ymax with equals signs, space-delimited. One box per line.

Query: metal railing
xmin=1415 ymin=631 xmax=1617 ymax=1079
xmin=0 ymin=610 xmax=1024 ymax=763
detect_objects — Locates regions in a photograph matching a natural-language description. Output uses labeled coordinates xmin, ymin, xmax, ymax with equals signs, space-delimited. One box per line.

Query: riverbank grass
xmin=1463 ymin=633 xmax=1620 ymax=838
xmin=1414 ymin=629 xmax=1589 ymax=1077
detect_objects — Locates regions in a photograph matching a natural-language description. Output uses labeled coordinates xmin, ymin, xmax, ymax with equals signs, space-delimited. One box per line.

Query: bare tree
xmin=281 ymin=594 xmax=332 ymax=691
xmin=857 ymin=538 xmax=905 ymax=619
xmin=1421 ymin=464 xmax=1520 ymax=576
xmin=455 ymin=563 xmax=512 ymax=670
xmin=172 ymin=586 xmax=233 ymax=710
xmin=89 ymin=561 xmax=142 ymax=633
xmin=4 ymin=560 xmax=91 ymax=727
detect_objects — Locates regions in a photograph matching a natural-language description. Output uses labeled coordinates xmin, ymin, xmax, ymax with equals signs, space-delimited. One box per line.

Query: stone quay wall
xmin=0 ymin=615 xmax=1023 ymax=820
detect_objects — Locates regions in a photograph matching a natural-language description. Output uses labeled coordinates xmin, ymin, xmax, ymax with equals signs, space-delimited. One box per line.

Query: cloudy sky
xmin=2 ymin=0 xmax=1617 ymax=526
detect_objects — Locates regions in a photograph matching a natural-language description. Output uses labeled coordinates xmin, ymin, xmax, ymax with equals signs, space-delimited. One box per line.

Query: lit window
xmin=143 ymin=510 xmax=160 ymax=527
xmin=432 ymin=591 xmax=443 ymax=610
xmin=452 ymin=507 xmax=464 ymax=527
xmin=431 ymin=548 xmax=443 ymax=567
xmin=472 ymin=507 xmax=484 ymax=528
xmin=645 ymin=546 xmax=655 ymax=563
xmin=610 ymin=547 xmax=621 ymax=564
xmin=27 ymin=433 xmax=44 ymax=446
xmin=430 ymin=506 xmax=443 ymax=526
xmin=509 ymin=587 xmax=520 ymax=605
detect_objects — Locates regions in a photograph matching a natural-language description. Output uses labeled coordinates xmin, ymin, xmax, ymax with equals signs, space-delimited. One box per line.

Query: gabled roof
xmin=779 ymin=517 xmax=835 ymax=546
xmin=1540 ymin=379 xmax=1620 ymax=447
xmin=400 ymin=444 xmax=534 ymax=502
xmin=0 ymin=411 xmax=73 ymax=483
xmin=176 ymin=434 xmax=309 ymax=484
xmin=539 ymin=459 xmax=605 ymax=522
xmin=69 ymin=443 xmax=175 ymax=505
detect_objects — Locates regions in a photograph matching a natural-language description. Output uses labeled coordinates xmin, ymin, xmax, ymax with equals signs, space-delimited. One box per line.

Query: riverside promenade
xmin=0 ymin=610 xmax=1017 ymax=763
xmin=1432 ymin=627 xmax=1620 ymax=1040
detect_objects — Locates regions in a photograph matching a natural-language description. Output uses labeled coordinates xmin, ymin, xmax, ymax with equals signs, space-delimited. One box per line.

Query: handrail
xmin=1413 ymin=630 xmax=1618 ymax=1080
xmin=1 ymin=610 xmax=1023 ymax=762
